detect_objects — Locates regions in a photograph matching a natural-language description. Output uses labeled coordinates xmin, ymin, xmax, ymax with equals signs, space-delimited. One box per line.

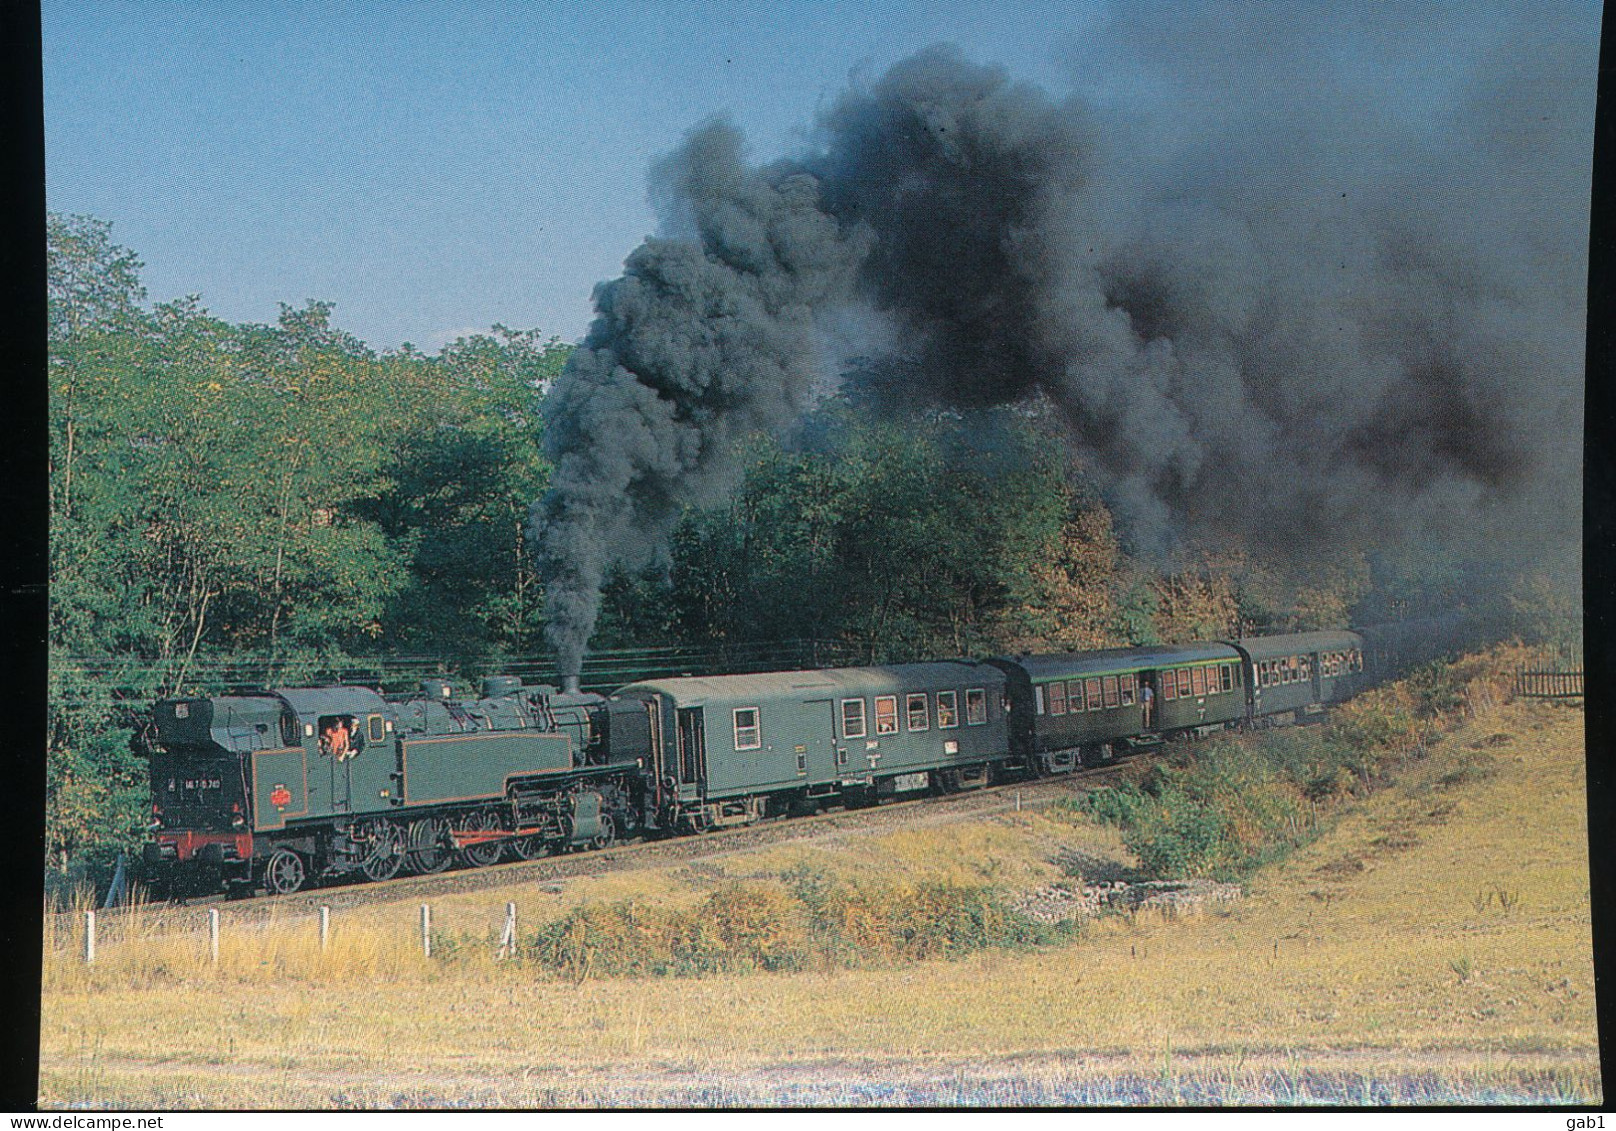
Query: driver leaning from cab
xmin=319 ymin=716 xmax=356 ymax=761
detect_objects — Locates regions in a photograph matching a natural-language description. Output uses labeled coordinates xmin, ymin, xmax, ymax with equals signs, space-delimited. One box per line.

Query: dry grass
xmin=38 ymin=659 xmax=1598 ymax=1108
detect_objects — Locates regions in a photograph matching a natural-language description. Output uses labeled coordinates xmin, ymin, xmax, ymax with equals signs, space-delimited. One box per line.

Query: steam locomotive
xmin=143 ymin=628 xmax=1402 ymax=896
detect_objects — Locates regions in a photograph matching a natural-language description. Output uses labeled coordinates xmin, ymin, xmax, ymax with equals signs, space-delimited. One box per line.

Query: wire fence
xmin=54 ymin=637 xmax=865 ymax=702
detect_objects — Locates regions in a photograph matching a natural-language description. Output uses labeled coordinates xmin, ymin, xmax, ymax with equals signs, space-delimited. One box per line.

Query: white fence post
xmin=420 ymin=904 xmax=432 ymax=958
xmin=84 ymin=910 xmax=96 ymax=966
xmin=208 ymin=908 xmax=220 ymax=966
xmin=500 ymin=901 xmax=517 ymax=960
xmin=319 ymin=906 xmax=330 ymax=951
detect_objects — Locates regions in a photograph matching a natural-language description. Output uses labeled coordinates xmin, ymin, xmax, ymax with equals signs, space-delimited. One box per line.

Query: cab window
xmin=317 ymin=715 xmax=359 ymax=760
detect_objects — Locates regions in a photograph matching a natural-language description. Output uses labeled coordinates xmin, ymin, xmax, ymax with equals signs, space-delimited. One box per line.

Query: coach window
xmin=841 ymin=698 xmax=867 ymax=739
xmin=1163 ymin=673 xmax=1178 ymax=701
xmin=1191 ymin=667 xmax=1206 ymax=697
xmin=1174 ymin=669 xmax=1190 ymax=699
xmin=907 ymin=693 xmax=929 ymax=731
xmin=1067 ymin=681 xmax=1085 ymax=712
xmin=1084 ymin=678 xmax=1102 ymax=712
xmin=733 ymin=707 xmax=762 ymax=751
xmin=1290 ymin=656 xmax=1300 ymax=682
xmin=937 ymin=691 xmax=959 ymax=728
xmin=1120 ymin=673 xmax=1138 ymax=706
xmin=1034 ymin=685 xmax=1045 ymax=715
xmin=1103 ymin=675 xmax=1120 ymax=709
xmin=1299 ymin=656 xmax=1311 ymax=681
xmin=965 ymin=688 xmax=988 ymax=725
xmin=1221 ymin=665 xmax=1234 ymax=692
xmin=875 ymin=695 xmax=899 ymax=736
xmin=1048 ymin=680 xmax=1067 ymax=716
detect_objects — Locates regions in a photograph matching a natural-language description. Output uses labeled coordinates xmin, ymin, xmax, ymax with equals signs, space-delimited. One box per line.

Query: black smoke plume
xmin=530 ymin=124 xmax=866 ymax=675
xmin=533 ymin=5 xmax=1592 ymax=666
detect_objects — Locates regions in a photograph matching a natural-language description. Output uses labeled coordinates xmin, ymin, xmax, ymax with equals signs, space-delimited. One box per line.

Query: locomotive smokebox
xmin=561 ymin=674 xmax=581 ymax=695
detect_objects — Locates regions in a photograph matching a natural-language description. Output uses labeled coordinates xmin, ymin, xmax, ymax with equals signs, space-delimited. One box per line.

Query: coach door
xmin=675 ymin=707 xmax=707 ymax=792
xmin=803 ymin=699 xmax=839 ymax=782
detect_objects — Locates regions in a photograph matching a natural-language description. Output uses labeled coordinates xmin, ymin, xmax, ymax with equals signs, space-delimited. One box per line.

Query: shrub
xmin=517 ymin=874 xmax=1069 ymax=980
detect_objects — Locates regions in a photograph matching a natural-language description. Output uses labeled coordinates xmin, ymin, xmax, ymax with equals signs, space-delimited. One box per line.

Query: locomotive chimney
xmin=561 ymin=674 xmax=581 ymax=695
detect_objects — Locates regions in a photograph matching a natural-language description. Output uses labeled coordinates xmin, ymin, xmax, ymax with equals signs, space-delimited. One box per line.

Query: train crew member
xmin=1140 ymin=678 xmax=1154 ymax=730
xmin=320 ymin=716 xmax=353 ymax=761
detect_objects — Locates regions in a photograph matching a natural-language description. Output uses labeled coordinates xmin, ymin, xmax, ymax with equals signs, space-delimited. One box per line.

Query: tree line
xmin=49 ymin=214 xmax=1549 ymax=872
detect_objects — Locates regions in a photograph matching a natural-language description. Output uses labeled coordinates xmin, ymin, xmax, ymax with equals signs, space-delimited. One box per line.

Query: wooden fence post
xmin=420 ymin=904 xmax=432 ymax=958
xmin=319 ymin=906 xmax=330 ymax=951
xmin=208 ymin=908 xmax=220 ymax=966
xmin=84 ymin=910 xmax=95 ymax=966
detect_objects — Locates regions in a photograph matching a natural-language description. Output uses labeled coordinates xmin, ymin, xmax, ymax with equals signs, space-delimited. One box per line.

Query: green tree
xmin=364 ymin=328 xmax=568 ymax=662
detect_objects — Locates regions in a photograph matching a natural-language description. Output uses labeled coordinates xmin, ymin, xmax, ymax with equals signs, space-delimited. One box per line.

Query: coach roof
xmin=615 ymin=661 xmax=1005 ymax=705
xmin=1006 ymin=642 xmax=1242 ymax=682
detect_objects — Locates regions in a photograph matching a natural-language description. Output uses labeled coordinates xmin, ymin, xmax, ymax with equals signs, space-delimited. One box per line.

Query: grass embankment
xmin=38 ymin=650 xmax=1598 ymax=1107
xmin=1077 ymin=653 xmax=1516 ymax=881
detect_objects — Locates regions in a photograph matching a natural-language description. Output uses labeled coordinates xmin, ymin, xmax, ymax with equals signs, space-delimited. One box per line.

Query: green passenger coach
xmin=990 ymin=642 xmax=1246 ymax=771
xmin=611 ymin=661 xmax=1010 ymax=832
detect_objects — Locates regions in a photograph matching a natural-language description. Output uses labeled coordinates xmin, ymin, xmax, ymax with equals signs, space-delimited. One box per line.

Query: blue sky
xmin=45 ymin=2 xmax=1596 ymax=352
xmin=45 ymin=0 xmax=1117 ymax=350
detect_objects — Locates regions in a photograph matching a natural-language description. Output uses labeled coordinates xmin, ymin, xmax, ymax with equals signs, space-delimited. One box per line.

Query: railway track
xmin=108 ymin=753 xmax=1149 ymax=928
